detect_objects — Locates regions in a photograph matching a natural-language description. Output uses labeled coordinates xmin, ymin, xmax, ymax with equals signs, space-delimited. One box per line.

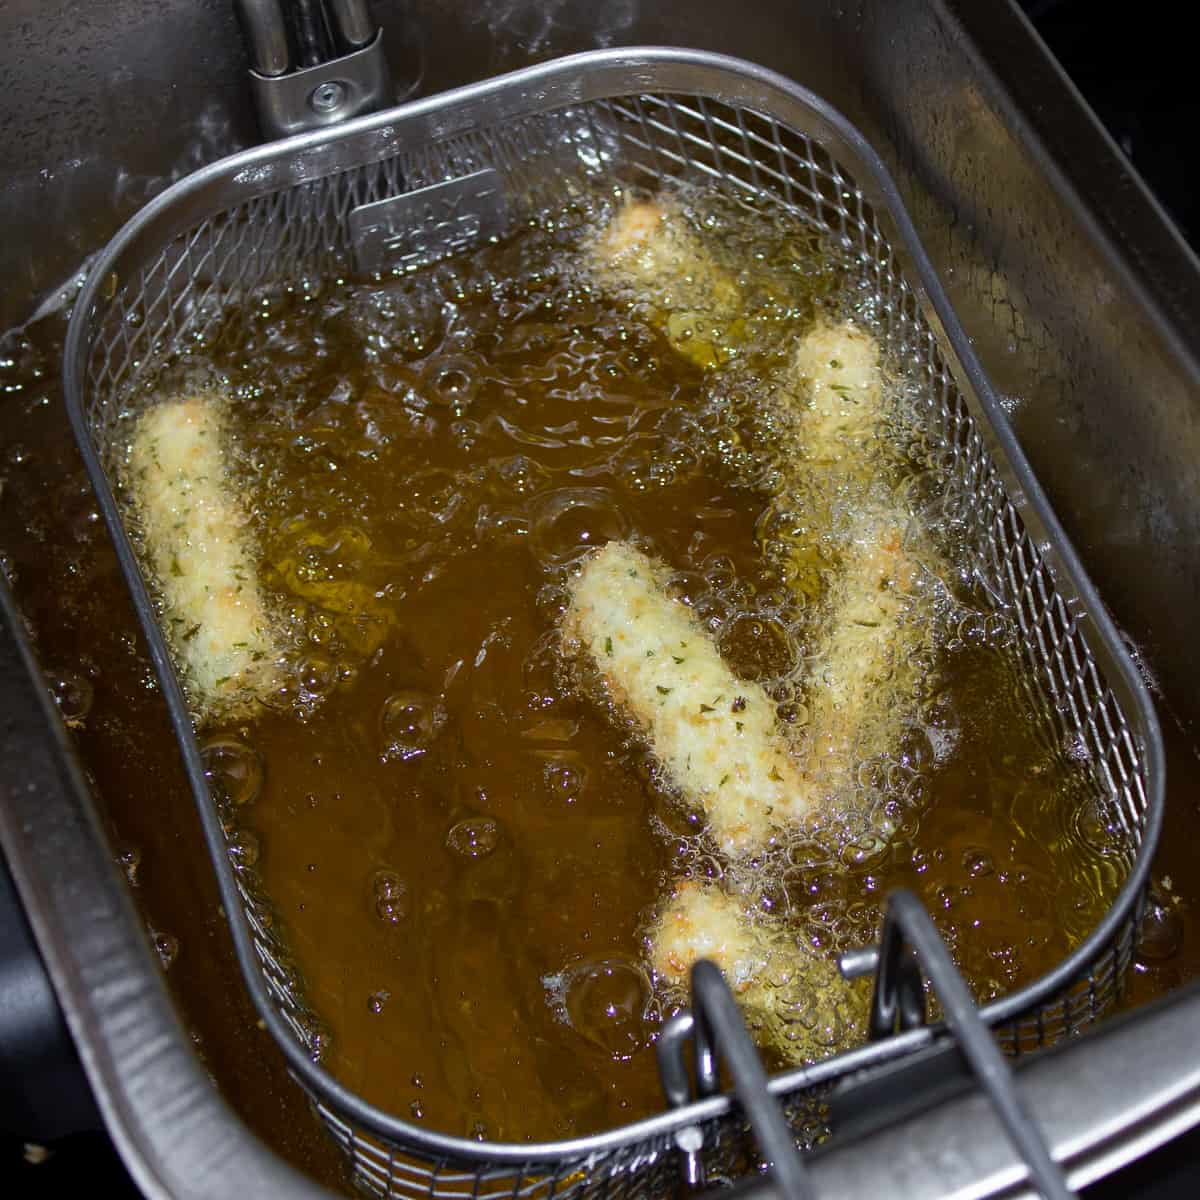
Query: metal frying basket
xmin=63 ymin=48 xmax=1163 ymax=1199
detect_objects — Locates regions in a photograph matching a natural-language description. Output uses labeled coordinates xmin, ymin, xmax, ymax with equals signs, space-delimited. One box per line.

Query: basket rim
xmin=62 ymin=44 xmax=1164 ymax=1166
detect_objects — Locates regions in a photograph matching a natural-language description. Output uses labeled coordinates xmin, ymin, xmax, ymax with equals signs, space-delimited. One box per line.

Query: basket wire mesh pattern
xmin=65 ymin=50 xmax=1162 ymax=1199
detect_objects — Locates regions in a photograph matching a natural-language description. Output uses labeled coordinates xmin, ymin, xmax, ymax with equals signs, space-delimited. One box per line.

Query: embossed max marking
xmin=349 ymin=168 xmax=509 ymax=273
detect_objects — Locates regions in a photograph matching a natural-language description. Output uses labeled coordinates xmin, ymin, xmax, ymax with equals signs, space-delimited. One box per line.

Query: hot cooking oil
xmin=47 ymin=185 xmax=1135 ymax=1142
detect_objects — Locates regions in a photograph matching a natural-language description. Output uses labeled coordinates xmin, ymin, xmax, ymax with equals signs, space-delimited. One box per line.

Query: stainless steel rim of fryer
xmin=3 ymin=1 xmax=1198 ymax=1196
xmin=60 ymin=42 xmax=1164 ymax=1168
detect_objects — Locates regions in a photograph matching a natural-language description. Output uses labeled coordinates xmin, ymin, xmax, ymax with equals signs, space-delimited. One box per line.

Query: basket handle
xmin=840 ymin=889 xmax=1078 ymax=1200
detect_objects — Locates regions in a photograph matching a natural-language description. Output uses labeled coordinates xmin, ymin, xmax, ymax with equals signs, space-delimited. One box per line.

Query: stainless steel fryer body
xmin=2 ymin=3 xmax=1198 ymax=1198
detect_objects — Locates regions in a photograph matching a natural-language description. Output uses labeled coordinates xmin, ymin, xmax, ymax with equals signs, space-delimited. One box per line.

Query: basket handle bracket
xmin=234 ymin=0 xmax=394 ymax=139
xmin=656 ymin=962 xmax=814 ymax=1200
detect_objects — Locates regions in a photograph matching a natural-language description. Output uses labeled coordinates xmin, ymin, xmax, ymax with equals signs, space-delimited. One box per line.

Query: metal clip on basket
xmin=63 ymin=45 xmax=1163 ymax=1200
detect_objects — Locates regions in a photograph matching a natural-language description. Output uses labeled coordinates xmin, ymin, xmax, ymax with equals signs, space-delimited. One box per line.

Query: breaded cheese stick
xmin=563 ymin=540 xmax=812 ymax=856
xmin=760 ymin=319 xmax=897 ymax=594
xmin=787 ymin=318 xmax=887 ymax=464
xmin=127 ymin=395 xmax=282 ymax=723
xmin=649 ymin=879 xmax=867 ymax=1062
xmin=588 ymin=195 xmax=741 ymax=369
xmin=803 ymin=509 xmax=932 ymax=787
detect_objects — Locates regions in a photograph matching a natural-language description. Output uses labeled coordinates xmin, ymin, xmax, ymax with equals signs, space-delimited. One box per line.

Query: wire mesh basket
xmin=64 ymin=48 xmax=1163 ymax=1199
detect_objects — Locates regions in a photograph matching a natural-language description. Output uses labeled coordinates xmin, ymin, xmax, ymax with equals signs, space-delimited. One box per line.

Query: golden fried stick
xmin=787 ymin=318 xmax=886 ymax=461
xmin=126 ymin=395 xmax=283 ymax=723
xmin=648 ymin=879 xmax=868 ymax=1063
xmin=762 ymin=319 xmax=892 ymax=594
xmin=802 ymin=509 xmax=933 ymax=790
xmin=772 ymin=322 xmax=936 ymax=782
xmin=563 ymin=540 xmax=812 ymax=856
xmin=564 ymin=532 xmax=935 ymax=851
xmin=588 ymin=196 xmax=742 ymax=369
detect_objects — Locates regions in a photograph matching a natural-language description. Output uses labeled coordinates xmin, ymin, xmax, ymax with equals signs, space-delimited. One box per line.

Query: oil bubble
xmin=372 ymin=870 xmax=410 ymax=923
xmin=491 ymin=454 xmax=551 ymax=496
xmin=611 ymin=437 xmax=695 ymax=492
xmin=1073 ymin=802 xmax=1116 ymax=856
xmin=373 ymin=869 xmax=406 ymax=900
xmin=961 ymin=847 xmax=995 ymax=878
xmin=46 ymin=669 xmax=94 ymax=725
xmin=538 ymin=751 xmax=590 ymax=803
xmin=380 ymin=690 xmax=447 ymax=762
xmin=228 ymin=830 xmax=261 ymax=869
xmin=530 ymin=487 xmax=630 ymax=566
xmin=666 ymin=569 xmax=708 ymax=610
xmin=446 ymin=817 xmax=501 ymax=859
xmin=304 ymin=1017 xmax=332 ymax=1061
xmin=451 ymin=419 xmax=484 ymax=453
xmin=407 ymin=467 xmax=472 ymax=528
xmin=702 ymin=554 xmax=737 ymax=590
xmin=201 ymin=737 xmax=265 ymax=807
xmin=534 ymin=580 xmax=571 ymax=620
xmin=298 ymin=654 xmax=338 ymax=697
xmin=564 ymin=956 xmax=653 ymax=1060
xmin=919 ymin=723 xmax=960 ymax=767
xmin=289 ymin=522 xmax=372 ymax=579
xmin=151 ymin=930 xmax=179 ymax=970
xmin=1064 ymin=736 xmax=1091 ymax=764
xmin=719 ymin=614 xmax=795 ymax=682
xmin=375 ymin=895 xmax=409 ymax=924
xmin=422 ymin=354 xmax=480 ymax=411
xmin=1137 ymin=898 xmax=1183 ymax=964
xmin=839 ymin=837 xmax=887 ymax=870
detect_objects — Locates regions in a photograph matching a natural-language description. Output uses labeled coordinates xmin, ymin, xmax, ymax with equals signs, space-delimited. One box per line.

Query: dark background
xmin=1020 ymin=0 xmax=1197 ymax=250
xmin=4 ymin=0 xmax=1198 ymax=1196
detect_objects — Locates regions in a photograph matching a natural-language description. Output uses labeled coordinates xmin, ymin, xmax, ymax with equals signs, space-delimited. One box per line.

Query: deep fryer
xmin=61 ymin=40 xmax=1161 ymax=1198
xmin=2 ymin=4 xmax=1200 ymax=1195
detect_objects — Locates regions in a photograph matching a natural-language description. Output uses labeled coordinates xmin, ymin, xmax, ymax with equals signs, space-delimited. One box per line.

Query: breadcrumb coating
xmin=803 ymin=510 xmax=932 ymax=788
xmin=649 ymin=878 xmax=770 ymax=993
xmin=775 ymin=322 xmax=937 ymax=787
xmin=788 ymin=318 xmax=885 ymax=458
xmin=563 ymin=540 xmax=812 ymax=856
xmin=588 ymin=196 xmax=741 ymax=368
xmin=126 ymin=395 xmax=282 ymax=723
xmin=649 ymin=879 xmax=869 ymax=1062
